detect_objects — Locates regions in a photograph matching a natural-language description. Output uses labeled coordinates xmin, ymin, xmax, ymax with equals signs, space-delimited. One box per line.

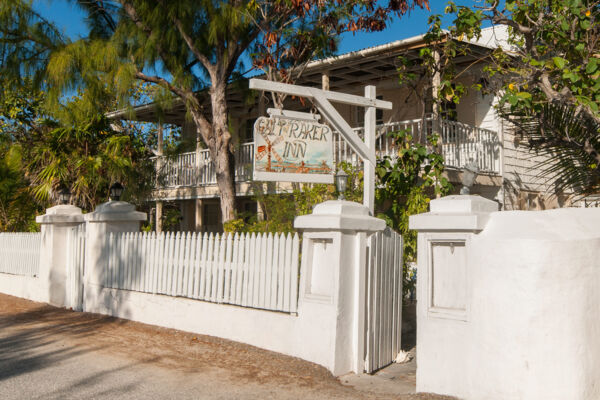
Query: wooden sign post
xmin=249 ymin=79 xmax=392 ymax=215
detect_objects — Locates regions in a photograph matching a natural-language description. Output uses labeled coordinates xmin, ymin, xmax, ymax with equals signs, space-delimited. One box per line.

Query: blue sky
xmin=36 ymin=1 xmax=490 ymax=55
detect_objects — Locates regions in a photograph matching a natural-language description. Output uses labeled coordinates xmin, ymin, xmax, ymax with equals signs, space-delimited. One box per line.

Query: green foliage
xmin=0 ymin=143 xmax=42 ymax=231
xmin=225 ymin=193 xmax=297 ymax=234
xmin=224 ymin=162 xmax=363 ymax=233
xmin=1 ymin=0 xmax=431 ymax=223
xmin=375 ymin=130 xmax=451 ymax=296
xmin=24 ymin=114 xmax=154 ymax=210
xmin=0 ymin=77 xmax=155 ymax=215
xmin=504 ymin=101 xmax=600 ymax=194
xmin=427 ymin=0 xmax=600 ymax=194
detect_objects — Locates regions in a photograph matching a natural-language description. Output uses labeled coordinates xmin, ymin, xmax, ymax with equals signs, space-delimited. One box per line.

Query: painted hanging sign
xmin=253 ymin=111 xmax=334 ymax=183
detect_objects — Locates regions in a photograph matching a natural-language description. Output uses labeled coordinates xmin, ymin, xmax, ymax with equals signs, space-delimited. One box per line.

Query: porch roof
xmin=106 ymin=28 xmax=504 ymax=125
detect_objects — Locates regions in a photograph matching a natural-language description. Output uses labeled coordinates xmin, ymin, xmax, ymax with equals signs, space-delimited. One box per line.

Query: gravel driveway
xmin=0 ymin=293 xmax=451 ymax=399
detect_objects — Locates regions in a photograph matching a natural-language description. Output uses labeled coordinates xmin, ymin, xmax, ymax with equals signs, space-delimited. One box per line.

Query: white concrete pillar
xmin=36 ymin=205 xmax=85 ymax=306
xmin=83 ymin=201 xmax=146 ymax=310
xmin=409 ymin=195 xmax=498 ymax=398
xmin=294 ymin=200 xmax=385 ymax=375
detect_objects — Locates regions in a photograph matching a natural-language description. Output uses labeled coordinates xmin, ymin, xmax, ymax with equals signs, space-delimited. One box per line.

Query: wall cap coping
xmin=294 ymin=200 xmax=386 ymax=233
xmin=409 ymin=195 xmax=498 ymax=232
xmin=36 ymin=205 xmax=85 ymax=225
xmin=84 ymin=201 xmax=147 ymax=223
xmin=429 ymin=195 xmax=499 ymax=213
xmin=409 ymin=213 xmax=491 ymax=232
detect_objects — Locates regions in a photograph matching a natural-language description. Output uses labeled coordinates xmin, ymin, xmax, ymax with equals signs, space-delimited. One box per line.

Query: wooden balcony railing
xmin=154 ymin=118 xmax=501 ymax=189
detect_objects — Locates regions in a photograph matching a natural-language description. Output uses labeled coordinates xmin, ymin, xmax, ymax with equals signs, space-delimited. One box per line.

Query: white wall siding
xmin=104 ymin=231 xmax=300 ymax=313
xmin=0 ymin=232 xmax=41 ymax=277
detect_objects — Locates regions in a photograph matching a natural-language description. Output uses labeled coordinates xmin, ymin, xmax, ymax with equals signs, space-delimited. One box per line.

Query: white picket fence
xmin=365 ymin=227 xmax=403 ymax=373
xmin=103 ymin=231 xmax=300 ymax=313
xmin=0 ymin=232 xmax=42 ymax=277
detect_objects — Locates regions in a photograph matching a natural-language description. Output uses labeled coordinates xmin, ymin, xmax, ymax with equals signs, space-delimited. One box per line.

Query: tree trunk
xmin=210 ymin=80 xmax=236 ymax=224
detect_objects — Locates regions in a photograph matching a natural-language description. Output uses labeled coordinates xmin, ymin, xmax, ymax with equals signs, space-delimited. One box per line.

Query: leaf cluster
xmin=375 ymin=129 xmax=451 ymax=296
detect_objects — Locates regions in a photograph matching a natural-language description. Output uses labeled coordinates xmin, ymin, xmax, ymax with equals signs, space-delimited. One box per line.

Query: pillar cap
xmin=430 ymin=195 xmax=499 ymax=213
xmin=84 ymin=201 xmax=147 ymax=223
xmin=294 ymin=200 xmax=386 ymax=233
xmin=409 ymin=195 xmax=498 ymax=232
xmin=36 ymin=205 xmax=84 ymax=224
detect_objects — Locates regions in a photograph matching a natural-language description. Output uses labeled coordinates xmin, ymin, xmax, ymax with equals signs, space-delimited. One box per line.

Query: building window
xmin=243 ymin=118 xmax=256 ymax=143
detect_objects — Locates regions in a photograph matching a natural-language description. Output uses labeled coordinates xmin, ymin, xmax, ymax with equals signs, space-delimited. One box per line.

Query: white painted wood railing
xmin=154 ymin=143 xmax=254 ymax=188
xmin=0 ymin=232 xmax=42 ymax=277
xmin=103 ymin=231 xmax=300 ymax=313
xmin=154 ymin=118 xmax=500 ymax=189
xmin=346 ymin=117 xmax=501 ymax=174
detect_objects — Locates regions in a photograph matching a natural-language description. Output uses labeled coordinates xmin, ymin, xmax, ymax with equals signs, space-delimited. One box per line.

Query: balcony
xmin=154 ymin=118 xmax=501 ymax=189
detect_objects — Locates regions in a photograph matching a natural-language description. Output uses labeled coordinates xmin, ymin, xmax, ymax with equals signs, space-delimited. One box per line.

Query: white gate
xmin=365 ymin=227 xmax=403 ymax=373
xmin=66 ymin=224 xmax=86 ymax=311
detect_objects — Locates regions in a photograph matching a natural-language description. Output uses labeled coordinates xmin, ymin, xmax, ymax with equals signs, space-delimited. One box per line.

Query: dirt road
xmin=0 ymin=294 xmax=450 ymax=399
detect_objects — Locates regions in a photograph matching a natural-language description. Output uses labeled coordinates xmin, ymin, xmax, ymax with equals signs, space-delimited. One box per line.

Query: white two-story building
xmin=108 ymin=27 xmax=568 ymax=232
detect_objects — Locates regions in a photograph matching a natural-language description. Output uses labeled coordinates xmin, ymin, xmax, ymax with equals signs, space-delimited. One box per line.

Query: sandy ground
xmin=0 ymin=293 xmax=452 ymax=399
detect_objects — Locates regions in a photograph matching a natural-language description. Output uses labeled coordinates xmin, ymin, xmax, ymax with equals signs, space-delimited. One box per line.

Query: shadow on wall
xmin=503 ymin=172 xmax=571 ymax=210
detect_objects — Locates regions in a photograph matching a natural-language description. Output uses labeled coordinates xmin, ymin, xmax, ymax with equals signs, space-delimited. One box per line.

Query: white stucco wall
xmin=0 ymin=274 xmax=45 ymax=303
xmin=412 ymin=199 xmax=600 ymax=400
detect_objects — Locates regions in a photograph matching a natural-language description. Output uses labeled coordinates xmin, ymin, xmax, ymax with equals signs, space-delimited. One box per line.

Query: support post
xmin=156 ymin=123 xmax=164 ymax=233
xmin=431 ymin=49 xmax=441 ymax=144
xmin=157 ymin=123 xmax=164 ymax=156
xmin=156 ymin=200 xmax=163 ymax=233
xmin=156 ymin=123 xmax=164 ymax=187
xmin=364 ymin=85 xmax=376 ymax=215
xmin=195 ymin=198 xmax=203 ymax=232
xmin=322 ymin=72 xmax=330 ymax=91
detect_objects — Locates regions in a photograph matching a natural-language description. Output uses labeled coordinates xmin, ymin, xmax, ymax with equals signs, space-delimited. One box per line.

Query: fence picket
xmin=264 ymin=233 xmax=274 ymax=309
xmin=276 ymin=233 xmax=285 ymax=310
xmin=241 ymin=233 xmax=251 ymax=307
xmin=186 ymin=233 xmax=197 ymax=298
xmin=89 ymin=229 xmax=300 ymax=313
xmin=223 ymin=234 xmax=233 ymax=302
xmin=290 ymin=233 xmax=300 ymax=314
xmin=0 ymin=233 xmax=42 ymax=277
xmin=205 ymin=233 xmax=215 ymax=300
xmin=216 ymin=234 xmax=227 ymax=302
xmin=257 ymin=233 xmax=267 ymax=308
xmin=197 ymin=233 xmax=209 ymax=299
xmin=162 ymin=232 xmax=171 ymax=294
xmin=234 ymin=234 xmax=245 ymax=305
xmin=229 ymin=233 xmax=240 ymax=304
xmin=248 ymin=233 xmax=258 ymax=308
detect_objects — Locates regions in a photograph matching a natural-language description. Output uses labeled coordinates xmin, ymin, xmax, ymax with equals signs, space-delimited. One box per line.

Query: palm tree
xmin=501 ymin=101 xmax=600 ymax=197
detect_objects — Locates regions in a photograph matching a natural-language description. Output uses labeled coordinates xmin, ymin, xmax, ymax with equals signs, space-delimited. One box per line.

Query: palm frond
xmin=500 ymin=101 xmax=600 ymax=195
